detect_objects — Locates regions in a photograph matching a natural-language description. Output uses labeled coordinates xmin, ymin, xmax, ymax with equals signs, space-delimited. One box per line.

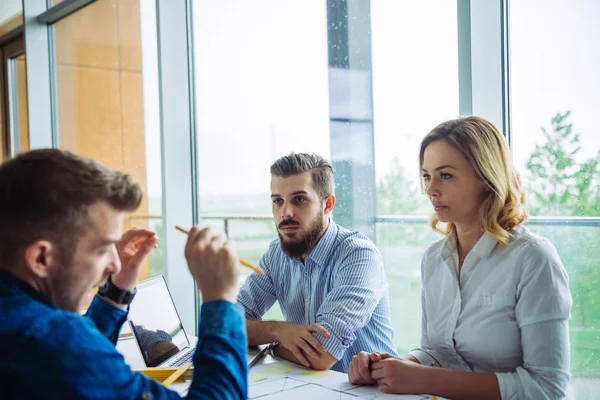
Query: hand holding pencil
xmin=180 ymin=225 xmax=242 ymax=303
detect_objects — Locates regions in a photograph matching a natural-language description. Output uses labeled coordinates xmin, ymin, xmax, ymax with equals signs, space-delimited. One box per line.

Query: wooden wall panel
xmin=117 ymin=0 xmax=143 ymax=72
xmin=57 ymin=64 xmax=124 ymax=169
xmin=54 ymin=0 xmax=119 ymax=69
xmin=15 ymin=57 xmax=28 ymax=152
xmin=55 ymin=0 xmax=151 ymax=278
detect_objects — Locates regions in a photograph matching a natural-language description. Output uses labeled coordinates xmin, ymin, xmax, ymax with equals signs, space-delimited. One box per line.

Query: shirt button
xmin=305 ymin=300 xmax=309 ymax=304
xmin=304 ymin=272 xmax=308 ymax=277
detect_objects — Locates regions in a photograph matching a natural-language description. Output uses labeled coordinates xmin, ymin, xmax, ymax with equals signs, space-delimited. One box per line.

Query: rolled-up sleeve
xmin=315 ymin=245 xmax=387 ymax=360
xmin=237 ymin=253 xmax=277 ymax=320
xmin=496 ymin=240 xmax=572 ymax=400
xmin=496 ymin=320 xmax=570 ymax=400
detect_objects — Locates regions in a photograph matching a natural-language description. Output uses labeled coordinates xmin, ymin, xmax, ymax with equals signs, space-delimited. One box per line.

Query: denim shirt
xmin=0 ymin=271 xmax=248 ymax=399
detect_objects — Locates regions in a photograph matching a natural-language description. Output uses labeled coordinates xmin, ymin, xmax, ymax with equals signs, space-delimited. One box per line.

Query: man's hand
xmin=184 ymin=226 xmax=239 ymax=303
xmin=275 ymin=322 xmax=330 ymax=367
xmin=370 ymin=356 xmax=427 ymax=394
xmin=112 ymin=228 xmax=159 ymax=290
xmin=348 ymin=351 xmax=385 ymax=385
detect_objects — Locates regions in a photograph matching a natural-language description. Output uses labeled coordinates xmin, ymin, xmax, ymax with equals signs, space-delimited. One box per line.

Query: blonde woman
xmin=348 ymin=117 xmax=572 ymax=399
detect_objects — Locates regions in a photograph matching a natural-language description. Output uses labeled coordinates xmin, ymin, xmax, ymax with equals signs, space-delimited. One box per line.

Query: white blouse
xmin=408 ymin=225 xmax=572 ymax=400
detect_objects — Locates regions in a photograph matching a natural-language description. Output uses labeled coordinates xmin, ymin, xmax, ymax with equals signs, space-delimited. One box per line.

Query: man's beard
xmin=277 ymin=211 xmax=325 ymax=259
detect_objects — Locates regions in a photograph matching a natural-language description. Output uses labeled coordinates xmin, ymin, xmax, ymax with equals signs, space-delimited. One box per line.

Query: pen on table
xmin=175 ymin=225 xmax=265 ymax=275
xmin=162 ymin=362 xmax=192 ymax=387
xmin=248 ymin=345 xmax=270 ymax=368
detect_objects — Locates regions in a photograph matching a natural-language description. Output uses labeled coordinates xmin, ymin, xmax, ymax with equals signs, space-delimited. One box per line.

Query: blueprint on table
xmin=249 ymin=361 xmax=437 ymax=400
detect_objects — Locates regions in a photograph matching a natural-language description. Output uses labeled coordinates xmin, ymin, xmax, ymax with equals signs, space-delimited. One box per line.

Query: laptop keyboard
xmin=170 ymin=347 xmax=195 ymax=367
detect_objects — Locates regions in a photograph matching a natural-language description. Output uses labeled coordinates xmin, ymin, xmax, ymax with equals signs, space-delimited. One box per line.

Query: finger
xmin=370 ymin=352 xmax=382 ymax=362
xmin=380 ymin=382 xmax=393 ymax=393
xmin=309 ymin=323 xmax=330 ymax=338
xmin=223 ymin=241 xmax=237 ymax=256
xmin=291 ymin=347 xmax=311 ymax=368
xmin=208 ymin=233 xmax=227 ymax=252
xmin=301 ymin=331 xmax=328 ymax=354
xmin=358 ymin=355 xmax=373 ymax=384
xmin=370 ymin=361 xmax=385 ymax=370
xmin=371 ymin=367 xmax=384 ymax=381
xmin=120 ymin=228 xmax=156 ymax=243
xmin=127 ymin=235 xmax=159 ymax=266
xmin=296 ymin=338 xmax=320 ymax=359
xmin=348 ymin=359 xmax=357 ymax=383
xmin=379 ymin=353 xmax=396 ymax=360
xmin=188 ymin=226 xmax=211 ymax=246
xmin=185 ymin=226 xmax=209 ymax=258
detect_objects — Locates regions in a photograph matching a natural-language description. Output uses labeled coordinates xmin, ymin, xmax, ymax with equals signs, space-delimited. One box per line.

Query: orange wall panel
xmin=117 ymin=0 xmax=143 ymax=72
xmin=57 ymin=64 xmax=124 ymax=169
xmin=54 ymin=0 xmax=119 ymax=69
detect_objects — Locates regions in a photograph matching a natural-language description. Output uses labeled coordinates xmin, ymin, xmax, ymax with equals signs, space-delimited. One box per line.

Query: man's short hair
xmin=270 ymin=153 xmax=334 ymax=199
xmin=0 ymin=149 xmax=143 ymax=269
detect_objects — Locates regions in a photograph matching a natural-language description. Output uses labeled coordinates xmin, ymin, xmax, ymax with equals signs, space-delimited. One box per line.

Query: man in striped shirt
xmin=238 ymin=153 xmax=397 ymax=373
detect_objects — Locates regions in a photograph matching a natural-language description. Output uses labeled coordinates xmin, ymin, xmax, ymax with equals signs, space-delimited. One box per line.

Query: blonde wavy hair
xmin=419 ymin=116 xmax=528 ymax=245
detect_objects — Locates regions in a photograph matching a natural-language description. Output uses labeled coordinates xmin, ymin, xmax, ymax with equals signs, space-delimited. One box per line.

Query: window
xmin=193 ymin=0 xmax=330 ymax=318
xmin=371 ymin=0 xmax=459 ymax=354
xmin=510 ymin=0 xmax=600 ymax=393
xmin=53 ymin=0 xmax=163 ymax=279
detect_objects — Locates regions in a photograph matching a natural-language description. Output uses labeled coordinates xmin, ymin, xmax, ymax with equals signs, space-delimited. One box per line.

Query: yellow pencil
xmin=162 ymin=362 xmax=192 ymax=387
xmin=175 ymin=225 xmax=265 ymax=275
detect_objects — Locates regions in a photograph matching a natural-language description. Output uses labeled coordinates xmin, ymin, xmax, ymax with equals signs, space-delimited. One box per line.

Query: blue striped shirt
xmin=238 ymin=220 xmax=397 ymax=372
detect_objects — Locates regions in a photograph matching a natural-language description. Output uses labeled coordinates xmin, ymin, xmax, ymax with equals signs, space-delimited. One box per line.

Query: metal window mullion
xmin=458 ymin=0 xmax=510 ymax=138
xmin=156 ymin=0 xmax=198 ymax=335
xmin=22 ymin=0 xmax=55 ymax=149
xmin=36 ymin=0 xmax=99 ymax=25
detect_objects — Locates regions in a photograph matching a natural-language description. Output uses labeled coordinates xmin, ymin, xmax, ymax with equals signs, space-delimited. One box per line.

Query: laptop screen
xmin=128 ymin=276 xmax=190 ymax=367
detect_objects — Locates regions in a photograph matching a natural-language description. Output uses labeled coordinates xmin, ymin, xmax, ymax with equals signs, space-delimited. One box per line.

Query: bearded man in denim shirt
xmin=0 ymin=149 xmax=247 ymax=399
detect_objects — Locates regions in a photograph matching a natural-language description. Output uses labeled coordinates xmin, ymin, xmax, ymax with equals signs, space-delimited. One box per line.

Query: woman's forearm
xmin=425 ymin=367 xmax=501 ymax=400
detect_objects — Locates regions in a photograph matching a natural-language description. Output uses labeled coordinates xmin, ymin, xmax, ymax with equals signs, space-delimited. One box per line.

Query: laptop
xmin=124 ymin=275 xmax=269 ymax=369
xmin=127 ymin=276 xmax=196 ymax=368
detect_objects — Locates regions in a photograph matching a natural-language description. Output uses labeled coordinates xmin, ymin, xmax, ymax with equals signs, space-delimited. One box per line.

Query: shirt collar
xmin=304 ymin=219 xmax=338 ymax=268
xmin=440 ymin=230 xmax=499 ymax=261
xmin=0 ymin=270 xmax=55 ymax=308
xmin=472 ymin=231 xmax=499 ymax=259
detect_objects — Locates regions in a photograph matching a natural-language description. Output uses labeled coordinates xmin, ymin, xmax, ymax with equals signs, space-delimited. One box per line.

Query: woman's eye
xmin=422 ymin=174 xmax=431 ymax=181
xmin=441 ymin=173 xmax=452 ymax=180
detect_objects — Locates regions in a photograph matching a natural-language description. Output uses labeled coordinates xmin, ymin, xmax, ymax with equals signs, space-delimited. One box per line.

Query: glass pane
xmin=193 ymin=0 xmax=329 ymax=317
xmin=376 ymin=220 xmax=441 ymax=353
xmin=7 ymin=54 xmax=29 ymax=154
xmin=510 ymin=0 xmax=600 ymax=395
xmin=0 ymin=1 xmax=22 ymax=34
xmin=371 ymin=0 xmax=459 ymax=354
xmin=194 ymin=0 xmax=329 ymax=209
xmin=53 ymin=0 xmax=163 ymax=280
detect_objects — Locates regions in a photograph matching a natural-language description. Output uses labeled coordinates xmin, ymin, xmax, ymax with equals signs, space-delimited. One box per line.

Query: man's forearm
xmin=246 ymin=319 xmax=281 ymax=345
